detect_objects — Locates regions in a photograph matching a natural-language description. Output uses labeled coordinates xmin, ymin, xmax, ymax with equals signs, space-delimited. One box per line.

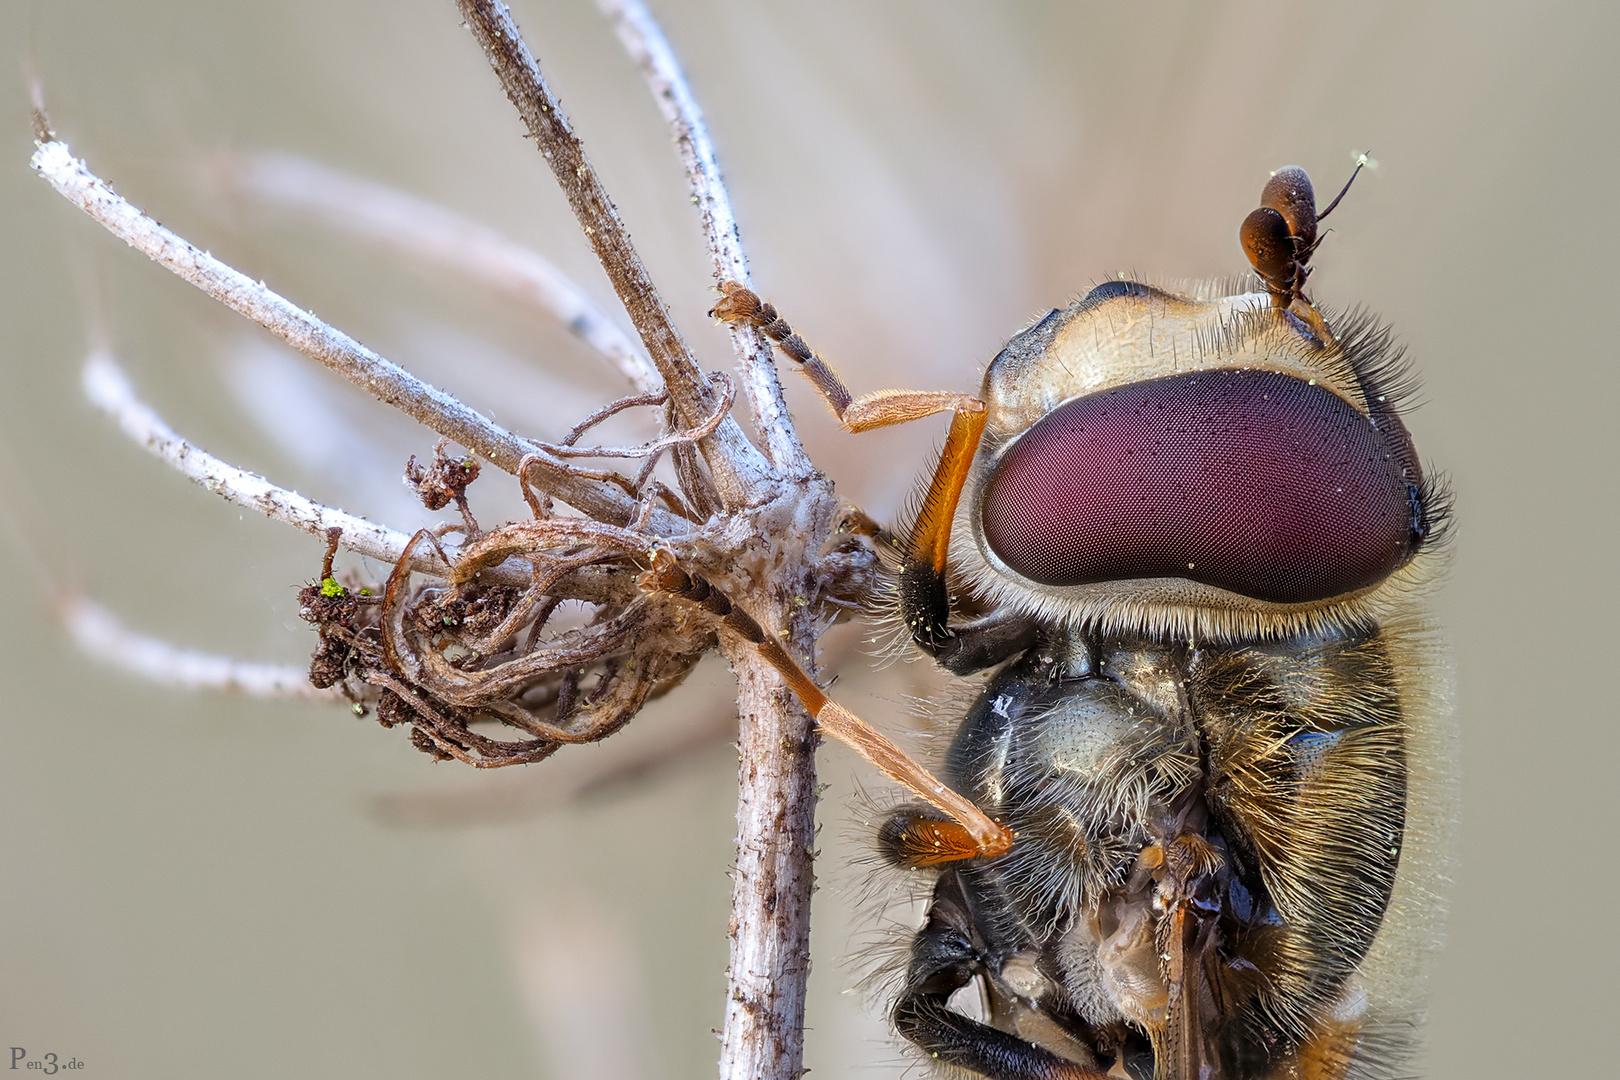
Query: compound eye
xmin=980 ymin=370 xmax=1418 ymax=604
xmin=1240 ymin=206 xmax=1296 ymax=286
xmin=1259 ymin=165 xmax=1318 ymax=248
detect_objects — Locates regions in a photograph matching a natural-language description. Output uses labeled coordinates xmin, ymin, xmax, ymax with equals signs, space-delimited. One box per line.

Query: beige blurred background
xmin=2 ymin=1 xmax=1615 ymax=1077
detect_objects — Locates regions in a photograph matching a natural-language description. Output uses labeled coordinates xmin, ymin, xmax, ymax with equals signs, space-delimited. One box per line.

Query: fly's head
xmin=950 ymin=167 xmax=1450 ymax=647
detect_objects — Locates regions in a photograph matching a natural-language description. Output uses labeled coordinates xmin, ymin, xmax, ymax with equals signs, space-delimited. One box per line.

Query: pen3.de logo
xmin=9 ymin=1050 xmax=83 ymax=1074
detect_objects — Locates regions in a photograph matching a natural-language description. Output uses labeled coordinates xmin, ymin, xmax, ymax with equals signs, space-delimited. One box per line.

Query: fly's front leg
xmin=712 ymin=283 xmax=1030 ymax=669
xmin=894 ymin=870 xmax=1112 ymax=1080
xmin=640 ymin=551 xmax=1011 ymax=859
xmin=712 ymin=282 xmax=983 ymax=433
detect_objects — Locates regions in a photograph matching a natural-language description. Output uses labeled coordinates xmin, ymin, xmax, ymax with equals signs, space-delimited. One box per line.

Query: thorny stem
xmin=597 ymin=0 xmax=810 ymax=477
xmin=454 ymin=0 xmax=772 ymax=510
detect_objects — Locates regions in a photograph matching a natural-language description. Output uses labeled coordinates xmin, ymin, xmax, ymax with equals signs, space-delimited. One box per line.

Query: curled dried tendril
xmin=297 ymin=386 xmax=737 ymax=767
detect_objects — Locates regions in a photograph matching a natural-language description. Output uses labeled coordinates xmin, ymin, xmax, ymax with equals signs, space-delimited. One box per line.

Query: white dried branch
xmin=32 ymin=141 xmax=522 ymax=466
xmin=598 ymin=0 xmax=809 ymax=476
xmin=61 ymin=593 xmax=335 ymax=700
xmin=219 ymin=152 xmax=659 ymax=392
xmin=32 ymin=140 xmax=664 ymax=532
xmin=81 ymin=352 xmax=447 ymax=574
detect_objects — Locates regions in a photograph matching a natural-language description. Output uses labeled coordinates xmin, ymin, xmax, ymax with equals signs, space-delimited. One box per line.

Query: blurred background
xmin=2 ymin=1 xmax=1615 ymax=1077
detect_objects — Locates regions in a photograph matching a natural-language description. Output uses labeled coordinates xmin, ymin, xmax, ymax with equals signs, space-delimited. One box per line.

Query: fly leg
xmin=713 ymin=282 xmax=1036 ymax=671
xmin=894 ymin=870 xmax=1112 ymax=1080
xmin=641 ymin=552 xmax=1011 ymax=858
xmin=711 ymin=282 xmax=983 ymax=433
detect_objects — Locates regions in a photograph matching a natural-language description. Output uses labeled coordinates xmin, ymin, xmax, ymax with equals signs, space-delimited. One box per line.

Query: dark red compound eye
xmin=980 ymin=370 xmax=1419 ymax=604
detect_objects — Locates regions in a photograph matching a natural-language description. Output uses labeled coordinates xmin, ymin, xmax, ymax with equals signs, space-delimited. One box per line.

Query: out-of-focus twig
xmin=217 ymin=152 xmax=659 ymax=392
xmin=373 ymin=690 xmax=736 ymax=826
xmin=61 ymin=593 xmax=335 ymax=700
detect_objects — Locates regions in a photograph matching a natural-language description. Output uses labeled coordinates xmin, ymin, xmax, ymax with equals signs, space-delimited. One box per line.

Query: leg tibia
xmin=841 ymin=389 xmax=983 ymax=433
xmin=641 ymin=553 xmax=1010 ymax=858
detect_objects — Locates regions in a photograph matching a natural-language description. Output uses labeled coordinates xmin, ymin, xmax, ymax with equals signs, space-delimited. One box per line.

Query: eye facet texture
xmin=981 ymin=370 xmax=1418 ymax=603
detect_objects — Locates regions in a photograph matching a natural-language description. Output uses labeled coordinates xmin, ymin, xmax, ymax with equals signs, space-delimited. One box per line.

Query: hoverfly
xmin=30 ymin=3 xmax=1451 ymax=1075
xmin=672 ymin=161 xmax=1452 ymax=1080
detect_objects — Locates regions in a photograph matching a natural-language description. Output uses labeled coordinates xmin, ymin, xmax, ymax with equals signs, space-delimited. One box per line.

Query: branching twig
xmin=83 ymin=352 xmax=574 ymax=592
xmin=33 ymin=140 xmax=666 ymax=531
xmin=597 ymin=0 xmax=809 ymax=476
xmin=37 ymin=5 xmax=859 ymax=1077
xmin=538 ymin=371 xmax=733 ymax=459
xmin=453 ymin=0 xmax=772 ymax=509
xmin=218 ymin=152 xmax=660 ymax=392
xmin=452 ymin=8 xmax=830 ymax=1080
xmin=34 ymin=143 xmax=525 ymax=465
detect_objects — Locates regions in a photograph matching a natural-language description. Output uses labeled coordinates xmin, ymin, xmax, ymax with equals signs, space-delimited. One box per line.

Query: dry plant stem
xmin=723 ymin=657 xmax=818 ymax=1080
xmin=81 ymin=352 xmax=431 ymax=571
xmin=32 ymin=140 xmax=666 ymax=533
xmin=454 ymin=6 xmax=829 ymax=1077
xmin=539 ymin=371 xmax=734 ymax=459
xmin=597 ymin=0 xmax=809 ymax=477
xmin=83 ymin=352 xmax=558 ymax=589
xmin=32 ymin=144 xmax=524 ymax=465
xmin=595 ymin=5 xmax=833 ymax=1073
xmin=61 ymin=593 xmax=336 ymax=700
xmin=454 ymin=0 xmax=772 ymax=509
xmin=222 ymin=152 xmax=659 ymax=392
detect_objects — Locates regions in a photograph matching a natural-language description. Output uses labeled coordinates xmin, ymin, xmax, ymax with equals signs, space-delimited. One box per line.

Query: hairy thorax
xmin=901 ymin=623 xmax=1407 ymax=1078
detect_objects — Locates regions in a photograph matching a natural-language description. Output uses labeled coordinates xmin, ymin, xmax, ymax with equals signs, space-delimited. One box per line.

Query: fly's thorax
xmin=942 ymin=630 xmax=1203 ymax=932
xmin=926 ymin=620 xmax=1410 ymax=1064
